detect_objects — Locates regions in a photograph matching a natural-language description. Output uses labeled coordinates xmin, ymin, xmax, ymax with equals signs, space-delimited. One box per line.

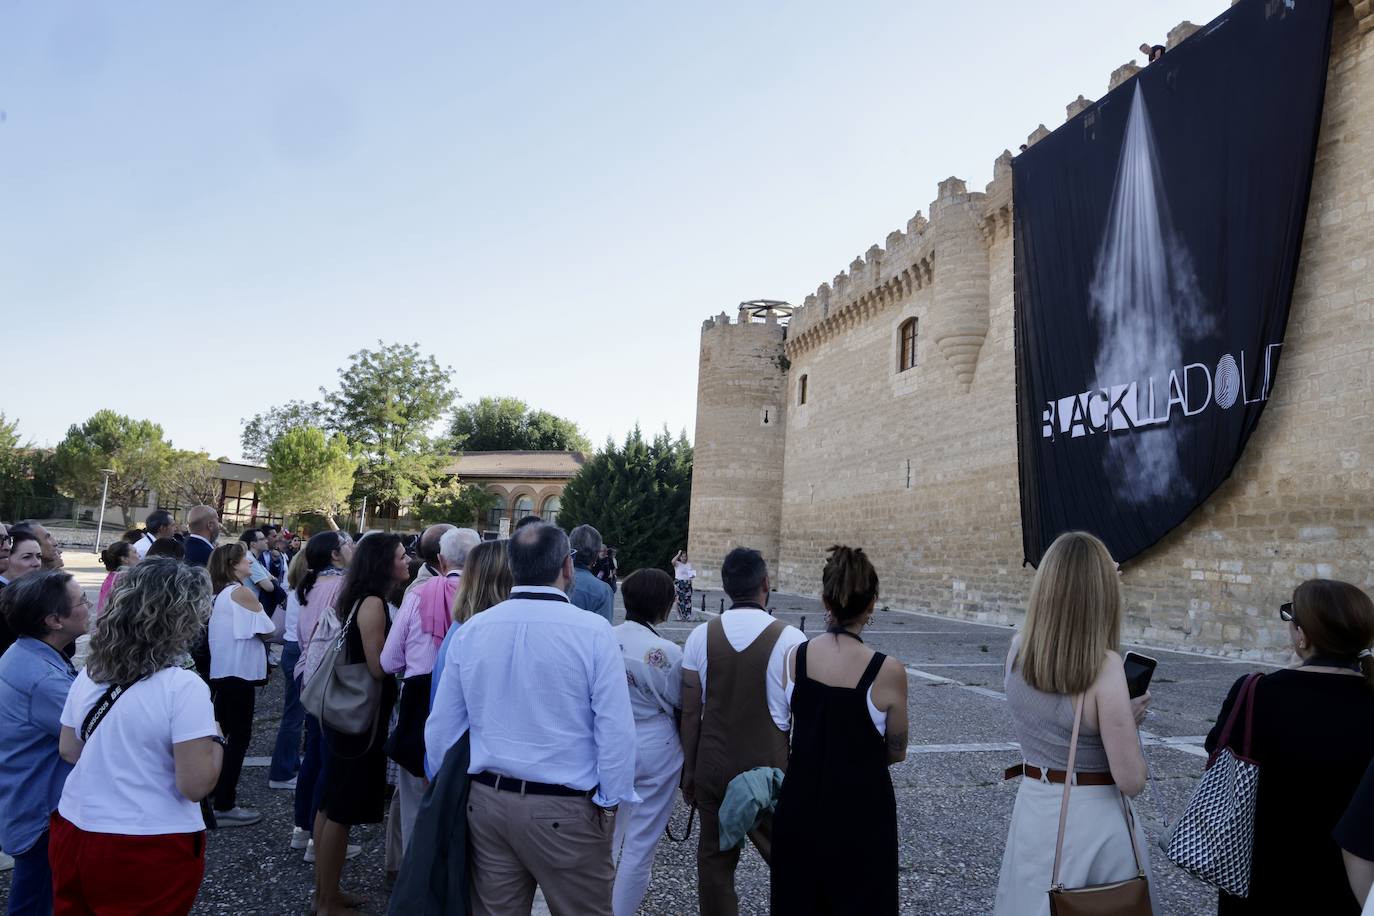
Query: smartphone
xmin=1123 ymin=651 xmax=1157 ymax=699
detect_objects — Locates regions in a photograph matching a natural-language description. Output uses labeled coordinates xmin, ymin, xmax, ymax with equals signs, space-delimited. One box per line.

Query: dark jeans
xmin=294 ymin=714 xmax=330 ymax=831
xmin=269 ymin=641 xmax=304 ymax=782
xmin=210 ymin=676 xmax=256 ymax=812
xmin=8 ymin=829 xmax=51 ymax=916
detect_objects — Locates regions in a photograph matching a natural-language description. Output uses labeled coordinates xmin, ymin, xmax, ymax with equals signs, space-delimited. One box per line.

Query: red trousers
xmin=49 ymin=811 xmax=206 ymax=915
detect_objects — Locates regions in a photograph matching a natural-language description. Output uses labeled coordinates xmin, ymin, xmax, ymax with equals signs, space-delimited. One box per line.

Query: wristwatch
xmin=210 ymin=735 xmax=228 ymax=748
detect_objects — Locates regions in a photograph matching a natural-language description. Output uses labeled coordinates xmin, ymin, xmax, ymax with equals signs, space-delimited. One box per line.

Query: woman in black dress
xmin=313 ymin=533 xmax=406 ymax=916
xmin=771 ymin=546 xmax=910 ymax=915
xmin=1204 ymin=578 xmax=1374 ymax=915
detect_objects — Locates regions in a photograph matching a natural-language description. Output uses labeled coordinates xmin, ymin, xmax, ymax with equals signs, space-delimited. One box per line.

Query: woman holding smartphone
xmin=994 ymin=530 xmax=1155 ymax=916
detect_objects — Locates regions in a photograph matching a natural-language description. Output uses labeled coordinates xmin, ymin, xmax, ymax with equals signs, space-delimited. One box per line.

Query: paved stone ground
xmin=1 ymin=557 xmax=1260 ymax=914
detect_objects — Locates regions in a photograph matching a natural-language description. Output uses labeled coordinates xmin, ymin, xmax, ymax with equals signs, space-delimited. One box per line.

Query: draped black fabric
xmin=1013 ymin=0 xmax=1333 ymax=566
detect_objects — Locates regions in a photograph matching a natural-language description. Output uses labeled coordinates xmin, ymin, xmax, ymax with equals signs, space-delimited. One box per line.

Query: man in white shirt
xmin=680 ymin=547 xmax=805 ymax=916
xmin=425 ymin=522 xmax=637 ymax=916
xmin=133 ymin=510 xmax=175 ymax=559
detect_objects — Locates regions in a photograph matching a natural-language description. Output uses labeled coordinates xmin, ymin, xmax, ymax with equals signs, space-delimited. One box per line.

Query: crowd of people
xmin=1 ymin=510 xmax=1373 ymax=915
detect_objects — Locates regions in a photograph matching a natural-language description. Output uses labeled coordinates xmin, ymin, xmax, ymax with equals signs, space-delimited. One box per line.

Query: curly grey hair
xmin=86 ymin=558 xmax=212 ymax=685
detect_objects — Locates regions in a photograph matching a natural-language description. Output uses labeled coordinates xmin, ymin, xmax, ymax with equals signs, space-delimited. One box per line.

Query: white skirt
xmin=993 ymin=775 xmax=1159 ymax=916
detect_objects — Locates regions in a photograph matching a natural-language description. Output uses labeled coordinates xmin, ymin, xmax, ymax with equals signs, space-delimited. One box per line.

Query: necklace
xmin=826 ymin=625 xmax=864 ymax=644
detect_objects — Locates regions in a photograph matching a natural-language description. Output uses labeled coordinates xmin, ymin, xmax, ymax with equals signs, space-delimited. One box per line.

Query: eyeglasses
xmin=70 ymin=594 xmax=92 ymax=612
xmin=1279 ymin=602 xmax=1297 ymax=623
xmin=0 ymin=535 xmax=10 ymax=547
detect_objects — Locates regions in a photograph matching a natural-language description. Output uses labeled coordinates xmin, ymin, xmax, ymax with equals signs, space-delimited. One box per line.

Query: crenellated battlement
xmin=778 ymin=16 xmax=1240 ymax=366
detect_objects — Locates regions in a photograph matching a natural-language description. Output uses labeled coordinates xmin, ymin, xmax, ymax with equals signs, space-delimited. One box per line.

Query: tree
xmin=324 ymin=342 xmax=458 ymax=509
xmin=448 ymin=396 xmax=592 ymax=454
xmin=161 ymin=451 xmax=222 ymax=510
xmin=0 ymin=414 xmax=33 ymax=520
xmin=412 ymin=478 xmax=496 ymax=528
xmin=260 ymin=427 xmax=359 ymax=531
xmin=556 ymin=427 xmax=692 ymax=574
xmin=240 ymin=400 xmax=328 ymax=463
xmin=52 ymin=410 xmax=174 ymax=525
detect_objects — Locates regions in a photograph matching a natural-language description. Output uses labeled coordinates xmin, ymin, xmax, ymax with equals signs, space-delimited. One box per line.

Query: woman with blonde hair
xmin=51 ymin=559 xmax=223 ymax=915
xmin=994 ymin=530 xmax=1155 ymax=916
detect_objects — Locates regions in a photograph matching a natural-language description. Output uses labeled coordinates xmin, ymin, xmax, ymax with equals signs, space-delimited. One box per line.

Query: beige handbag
xmin=1047 ymin=695 xmax=1153 ymax=916
xmin=299 ymin=601 xmax=382 ymax=737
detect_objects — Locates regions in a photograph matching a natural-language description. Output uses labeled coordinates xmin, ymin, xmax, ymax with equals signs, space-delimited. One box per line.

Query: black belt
xmin=473 ymin=771 xmax=594 ymax=798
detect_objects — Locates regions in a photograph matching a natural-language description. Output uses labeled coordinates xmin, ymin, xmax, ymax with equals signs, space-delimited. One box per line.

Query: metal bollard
xmin=800 ymin=615 xmax=806 ymax=633
xmin=719 ymin=597 xmax=724 ymax=613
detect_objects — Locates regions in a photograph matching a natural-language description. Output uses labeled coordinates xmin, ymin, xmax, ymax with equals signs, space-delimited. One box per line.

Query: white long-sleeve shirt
xmin=424 ymin=585 xmax=640 ymax=808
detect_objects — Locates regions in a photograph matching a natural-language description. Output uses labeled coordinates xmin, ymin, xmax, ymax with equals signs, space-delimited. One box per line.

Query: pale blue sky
xmin=0 ymin=0 xmax=1226 ymax=461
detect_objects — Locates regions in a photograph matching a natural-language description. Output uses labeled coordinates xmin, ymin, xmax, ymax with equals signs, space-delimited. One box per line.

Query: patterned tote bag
xmin=1165 ymin=672 xmax=1262 ymax=896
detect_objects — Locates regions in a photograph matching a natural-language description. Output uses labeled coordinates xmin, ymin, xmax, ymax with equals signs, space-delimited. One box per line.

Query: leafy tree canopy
xmin=161 ymin=450 xmax=222 ymax=510
xmin=411 ymin=478 xmax=496 ymax=529
xmin=240 ymin=400 xmax=328 ymax=464
xmin=260 ymin=427 xmax=359 ymax=531
xmin=556 ymin=427 xmax=692 ymax=575
xmin=324 ymin=342 xmax=458 ymax=508
xmin=448 ymin=396 xmax=592 ymax=455
xmin=52 ymin=410 xmax=174 ymax=525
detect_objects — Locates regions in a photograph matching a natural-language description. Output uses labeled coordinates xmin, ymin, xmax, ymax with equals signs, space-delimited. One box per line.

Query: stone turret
xmin=687 ymin=311 xmax=789 ymax=588
xmin=927 ymin=177 xmax=991 ymax=389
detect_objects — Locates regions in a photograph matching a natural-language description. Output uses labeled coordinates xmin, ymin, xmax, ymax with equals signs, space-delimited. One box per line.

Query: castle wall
xmin=692 ymin=3 xmax=1374 ymax=657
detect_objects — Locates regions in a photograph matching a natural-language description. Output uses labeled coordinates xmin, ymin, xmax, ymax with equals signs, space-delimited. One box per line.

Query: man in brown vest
xmin=681 ymin=547 xmax=806 ymax=915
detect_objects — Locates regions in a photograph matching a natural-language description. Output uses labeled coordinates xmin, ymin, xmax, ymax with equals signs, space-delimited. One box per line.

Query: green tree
xmin=324 ymin=342 xmax=458 ymax=510
xmin=0 ymin=414 xmax=32 ymax=519
xmin=161 ymin=451 xmax=222 ymax=510
xmin=52 ymin=410 xmax=175 ymax=525
xmin=412 ymin=478 xmax=496 ymax=528
xmin=240 ymin=400 xmax=328 ymax=463
xmin=448 ymin=396 xmax=592 ymax=454
xmin=260 ymin=427 xmax=359 ymax=531
xmin=556 ymin=427 xmax=692 ymax=574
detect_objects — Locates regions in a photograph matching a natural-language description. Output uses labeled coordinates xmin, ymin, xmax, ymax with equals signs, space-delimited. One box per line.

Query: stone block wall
xmin=688 ymin=2 xmax=1374 ymax=658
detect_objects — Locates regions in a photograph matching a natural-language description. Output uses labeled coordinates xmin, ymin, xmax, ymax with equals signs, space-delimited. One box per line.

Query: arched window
xmin=514 ymin=495 xmax=534 ymax=519
xmin=798 ymin=374 xmax=808 ymax=405
xmin=541 ymin=495 xmax=561 ymax=523
xmin=898 ymin=318 xmax=918 ymax=372
xmin=487 ymin=493 xmax=506 ymax=530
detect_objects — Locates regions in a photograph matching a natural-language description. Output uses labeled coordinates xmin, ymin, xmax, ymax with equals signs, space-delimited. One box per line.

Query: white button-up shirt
xmin=424 ymin=585 xmax=640 ymax=808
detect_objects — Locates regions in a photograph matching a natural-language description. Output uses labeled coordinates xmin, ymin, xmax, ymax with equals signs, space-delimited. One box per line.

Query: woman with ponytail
xmin=95 ymin=540 xmax=138 ymax=618
xmin=1206 ymin=578 xmax=1374 ymax=915
xmin=288 ymin=531 xmax=355 ymax=858
xmin=770 ymin=545 xmax=909 ymax=915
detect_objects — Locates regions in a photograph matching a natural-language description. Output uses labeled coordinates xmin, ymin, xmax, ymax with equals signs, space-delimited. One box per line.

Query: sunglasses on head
xmin=1279 ymin=602 xmax=1297 ymax=623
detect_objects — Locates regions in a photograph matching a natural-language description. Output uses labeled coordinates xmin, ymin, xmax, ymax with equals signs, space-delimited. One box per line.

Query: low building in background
xmin=443 ymin=450 xmax=584 ymax=539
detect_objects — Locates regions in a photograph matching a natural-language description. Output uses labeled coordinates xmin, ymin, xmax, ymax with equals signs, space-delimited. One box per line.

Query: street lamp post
xmin=94 ymin=469 xmax=115 ymax=555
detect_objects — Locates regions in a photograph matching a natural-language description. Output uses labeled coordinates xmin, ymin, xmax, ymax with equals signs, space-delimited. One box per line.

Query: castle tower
xmin=687 ymin=303 xmax=790 ymax=590
xmin=928 ymin=177 xmax=992 ymax=389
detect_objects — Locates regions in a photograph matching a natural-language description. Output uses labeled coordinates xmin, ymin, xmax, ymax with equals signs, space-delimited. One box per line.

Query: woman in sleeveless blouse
xmin=771 ymin=546 xmax=909 ymax=916
xmin=313 ymin=533 xmax=406 ymax=916
xmin=995 ymin=531 xmax=1156 ymax=916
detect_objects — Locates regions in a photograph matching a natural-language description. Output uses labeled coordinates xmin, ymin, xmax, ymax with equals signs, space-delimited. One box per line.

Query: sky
xmin=0 ymin=0 xmax=1229 ymax=462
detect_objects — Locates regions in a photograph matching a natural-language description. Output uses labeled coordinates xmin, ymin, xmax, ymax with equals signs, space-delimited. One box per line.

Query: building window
xmin=515 ymin=496 xmax=534 ymax=519
xmin=798 ymin=374 xmax=808 ymax=405
xmin=541 ymin=496 xmax=561 ymax=524
xmin=899 ymin=318 xmax=918 ymax=372
xmin=487 ymin=494 xmax=507 ymax=529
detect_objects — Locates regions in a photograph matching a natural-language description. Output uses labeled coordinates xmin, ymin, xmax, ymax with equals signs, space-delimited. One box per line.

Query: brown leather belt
xmin=1003 ymin=762 xmax=1115 ymax=786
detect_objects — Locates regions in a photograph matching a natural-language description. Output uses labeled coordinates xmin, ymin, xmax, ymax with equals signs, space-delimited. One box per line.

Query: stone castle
xmin=686 ymin=1 xmax=1374 ymax=657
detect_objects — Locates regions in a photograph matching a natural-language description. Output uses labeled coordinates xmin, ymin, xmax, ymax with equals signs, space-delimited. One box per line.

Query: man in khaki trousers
xmin=425 ymin=522 xmax=639 ymax=915
xmin=681 ymin=547 xmax=806 ymax=916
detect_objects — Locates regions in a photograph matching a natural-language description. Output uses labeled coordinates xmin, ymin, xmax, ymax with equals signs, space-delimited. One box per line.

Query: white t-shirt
xmin=133 ymin=532 xmax=156 ymax=559
xmin=58 ymin=667 xmax=219 ymax=835
xmin=208 ymin=584 xmax=275 ymax=681
xmin=283 ymin=589 xmax=302 ymax=645
xmin=673 ymin=562 xmax=696 ymax=582
xmin=681 ymin=608 xmax=805 ymax=731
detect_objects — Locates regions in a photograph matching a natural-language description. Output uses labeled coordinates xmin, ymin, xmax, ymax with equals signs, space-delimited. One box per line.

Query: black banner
xmin=1013 ymin=0 xmax=1333 ymax=566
